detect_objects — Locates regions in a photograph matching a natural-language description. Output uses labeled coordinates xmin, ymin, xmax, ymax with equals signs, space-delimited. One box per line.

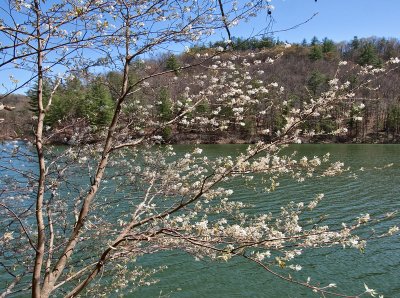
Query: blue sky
xmin=1 ymin=0 xmax=400 ymax=94
xmin=231 ymin=0 xmax=400 ymax=43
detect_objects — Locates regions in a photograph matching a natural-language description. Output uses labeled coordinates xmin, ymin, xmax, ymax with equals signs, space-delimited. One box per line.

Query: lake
xmin=133 ymin=144 xmax=400 ymax=298
xmin=1 ymin=143 xmax=399 ymax=297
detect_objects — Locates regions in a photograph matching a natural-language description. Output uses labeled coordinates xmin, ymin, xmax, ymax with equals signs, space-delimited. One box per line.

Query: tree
xmin=307 ymin=71 xmax=327 ymax=95
xmin=37 ymin=78 xmax=86 ymax=128
xmin=308 ymin=45 xmax=323 ymax=61
xmin=321 ymin=37 xmax=336 ymax=53
xmin=358 ymin=43 xmax=382 ymax=67
xmin=27 ymin=76 xmax=102 ymax=130
xmin=27 ymin=80 xmax=52 ymax=116
xmin=386 ymin=105 xmax=400 ymax=138
xmin=165 ymin=54 xmax=181 ymax=75
xmin=351 ymin=36 xmax=360 ymax=50
xmin=158 ymin=87 xmax=173 ymax=122
xmin=310 ymin=36 xmax=320 ymax=46
xmin=82 ymin=79 xmax=114 ymax=127
xmin=1 ymin=1 xmax=399 ymax=298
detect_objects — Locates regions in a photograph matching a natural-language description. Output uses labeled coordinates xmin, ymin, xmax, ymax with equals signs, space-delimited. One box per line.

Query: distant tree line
xmin=27 ymin=76 xmax=115 ymax=128
xmin=208 ymin=35 xmax=400 ymax=67
xmin=3 ymin=36 xmax=400 ymax=143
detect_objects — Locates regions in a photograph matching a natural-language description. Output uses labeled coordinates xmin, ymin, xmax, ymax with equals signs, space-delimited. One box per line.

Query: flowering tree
xmin=1 ymin=1 xmax=399 ymax=297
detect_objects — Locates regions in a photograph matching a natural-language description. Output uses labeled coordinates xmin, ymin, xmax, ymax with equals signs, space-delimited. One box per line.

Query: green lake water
xmin=132 ymin=144 xmax=400 ymax=298
xmin=1 ymin=143 xmax=399 ymax=297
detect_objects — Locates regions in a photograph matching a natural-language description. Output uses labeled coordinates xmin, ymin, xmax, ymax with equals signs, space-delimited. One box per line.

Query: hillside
xmin=0 ymin=94 xmax=31 ymax=140
xmin=1 ymin=36 xmax=400 ymax=143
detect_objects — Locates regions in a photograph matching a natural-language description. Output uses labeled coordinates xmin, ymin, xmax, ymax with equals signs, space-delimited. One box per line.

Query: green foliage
xmin=45 ymin=93 xmax=67 ymax=127
xmin=241 ymin=119 xmax=256 ymax=136
xmin=347 ymin=105 xmax=363 ymax=133
xmin=307 ymin=71 xmax=327 ymax=95
xmin=189 ymin=44 xmax=208 ymax=53
xmin=27 ymin=79 xmax=67 ymax=127
xmin=27 ymin=79 xmax=52 ymax=115
xmin=47 ymin=77 xmax=86 ymax=126
xmin=220 ymin=106 xmax=234 ymax=118
xmin=301 ymin=118 xmax=336 ymax=134
xmin=212 ymin=36 xmax=276 ymax=51
xmin=310 ymin=36 xmax=320 ymax=46
xmin=273 ymin=113 xmax=286 ymax=133
xmin=26 ymin=76 xmax=114 ymax=128
xmin=158 ymin=87 xmax=173 ymax=121
xmin=347 ymin=74 xmax=358 ymax=89
xmin=358 ymin=43 xmax=382 ymax=67
xmin=322 ymin=38 xmax=336 ymax=53
xmin=309 ymin=45 xmax=323 ymax=61
xmin=82 ymin=80 xmax=115 ymax=127
xmin=161 ymin=125 xmax=173 ymax=141
xmin=22 ymin=36 xmax=400 ymax=142
xmin=195 ymin=100 xmax=210 ymax=115
xmin=106 ymin=71 xmax=123 ymax=101
xmin=165 ymin=55 xmax=180 ymax=75
xmin=386 ymin=106 xmax=400 ymax=134
xmin=317 ymin=119 xmax=336 ymax=133
xmin=257 ymin=37 xmax=276 ymax=49
xmin=351 ymin=36 xmax=360 ymax=50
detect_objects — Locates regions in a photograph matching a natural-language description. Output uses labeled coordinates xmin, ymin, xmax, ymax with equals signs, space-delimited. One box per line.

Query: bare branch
xmin=0 ymin=203 xmax=36 ymax=251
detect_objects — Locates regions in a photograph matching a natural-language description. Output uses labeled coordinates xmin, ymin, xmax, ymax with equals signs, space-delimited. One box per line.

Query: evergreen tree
xmin=63 ymin=76 xmax=86 ymax=120
xmin=106 ymin=71 xmax=124 ymax=101
xmin=358 ymin=43 xmax=381 ymax=67
xmin=386 ymin=106 xmax=400 ymax=136
xmin=165 ymin=54 xmax=180 ymax=75
xmin=257 ymin=36 xmax=275 ymax=49
xmin=307 ymin=71 xmax=327 ymax=95
xmin=310 ymin=36 xmax=320 ymax=46
xmin=195 ymin=100 xmax=210 ymax=114
xmin=27 ymin=79 xmax=63 ymax=127
xmin=158 ymin=87 xmax=173 ymax=121
xmin=27 ymin=79 xmax=52 ymax=115
xmin=309 ymin=45 xmax=323 ymax=61
xmin=83 ymin=79 xmax=114 ymax=127
xmin=351 ymin=36 xmax=360 ymax=50
xmin=322 ymin=38 xmax=335 ymax=53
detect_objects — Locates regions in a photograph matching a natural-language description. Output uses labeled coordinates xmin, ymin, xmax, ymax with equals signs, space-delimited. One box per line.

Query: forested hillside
xmin=0 ymin=94 xmax=30 ymax=140
xmin=2 ymin=36 xmax=400 ymax=143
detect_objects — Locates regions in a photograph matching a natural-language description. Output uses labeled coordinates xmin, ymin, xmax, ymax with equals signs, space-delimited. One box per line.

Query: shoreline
xmin=2 ymin=133 xmax=400 ymax=145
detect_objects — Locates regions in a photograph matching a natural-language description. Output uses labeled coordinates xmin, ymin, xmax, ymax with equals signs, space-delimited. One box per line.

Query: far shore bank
xmin=1 ymin=132 xmax=400 ymax=145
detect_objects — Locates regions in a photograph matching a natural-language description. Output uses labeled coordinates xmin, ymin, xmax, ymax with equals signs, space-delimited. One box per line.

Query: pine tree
xmin=309 ymin=45 xmax=323 ymax=61
xmin=158 ymin=87 xmax=173 ymax=121
xmin=386 ymin=106 xmax=400 ymax=136
xmin=27 ymin=79 xmax=52 ymax=115
xmin=307 ymin=71 xmax=327 ymax=95
xmin=358 ymin=43 xmax=381 ymax=67
xmin=83 ymin=79 xmax=114 ymax=127
xmin=351 ymin=36 xmax=360 ymax=50
xmin=26 ymin=79 xmax=64 ymax=127
xmin=310 ymin=36 xmax=320 ymax=46
xmin=322 ymin=38 xmax=335 ymax=53
xmin=165 ymin=54 xmax=180 ymax=75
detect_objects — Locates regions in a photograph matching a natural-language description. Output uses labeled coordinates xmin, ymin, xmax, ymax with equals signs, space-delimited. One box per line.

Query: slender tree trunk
xmin=40 ymin=17 xmax=133 ymax=297
xmin=32 ymin=1 xmax=47 ymax=296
